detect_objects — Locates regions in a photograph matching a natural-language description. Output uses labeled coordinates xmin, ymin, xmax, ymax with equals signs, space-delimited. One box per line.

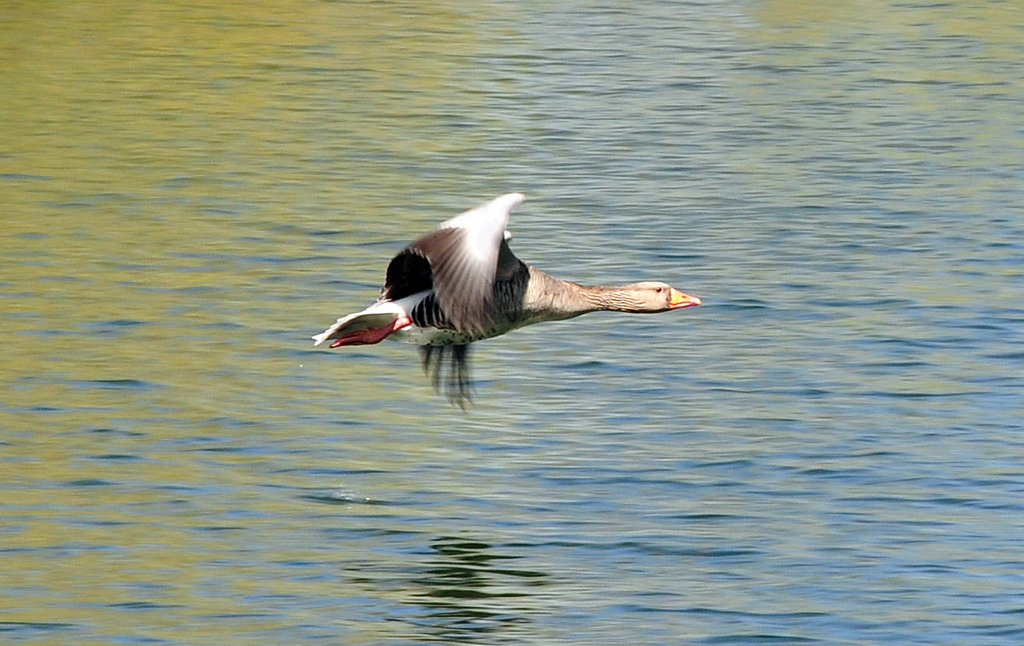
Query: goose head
xmin=612 ymin=281 xmax=702 ymax=313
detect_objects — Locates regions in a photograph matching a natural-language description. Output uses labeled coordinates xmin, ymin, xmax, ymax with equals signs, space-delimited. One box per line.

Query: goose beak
xmin=668 ymin=288 xmax=701 ymax=309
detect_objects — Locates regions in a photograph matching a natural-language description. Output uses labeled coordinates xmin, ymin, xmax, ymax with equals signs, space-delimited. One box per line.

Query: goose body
xmin=313 ymin=193 xmax=701 ymax=403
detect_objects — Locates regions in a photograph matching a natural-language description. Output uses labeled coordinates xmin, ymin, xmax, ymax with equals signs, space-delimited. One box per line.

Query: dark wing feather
xmin=382 ymin=248 xmax=433 ymax=302
xmin=419 ymin=344 xmax=472 ymax=408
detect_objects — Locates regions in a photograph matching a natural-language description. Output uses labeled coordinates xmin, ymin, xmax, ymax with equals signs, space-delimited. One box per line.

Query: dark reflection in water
xmin=407 ymin=537 xmax=546 ymax=643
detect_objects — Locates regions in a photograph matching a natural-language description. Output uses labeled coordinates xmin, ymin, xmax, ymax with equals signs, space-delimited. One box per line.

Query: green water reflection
xmin=3 ymin=0 xmax=1023 ymax=644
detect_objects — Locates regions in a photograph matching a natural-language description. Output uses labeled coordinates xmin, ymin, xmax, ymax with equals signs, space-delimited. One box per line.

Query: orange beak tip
xmin=669 ymin=289 xmax=701 ymax=309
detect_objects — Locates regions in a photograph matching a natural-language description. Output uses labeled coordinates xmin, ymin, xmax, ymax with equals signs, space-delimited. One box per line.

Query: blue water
xmin=2 ymin=1 xmax=1024 ymax=644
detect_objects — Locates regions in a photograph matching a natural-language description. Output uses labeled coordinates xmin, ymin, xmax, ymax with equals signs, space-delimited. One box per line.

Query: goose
xmin=313 ymin=193 xmax=701 ymax=404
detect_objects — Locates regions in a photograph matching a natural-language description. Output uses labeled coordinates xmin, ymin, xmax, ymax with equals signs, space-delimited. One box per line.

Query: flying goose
xmin=313 ymin=193 xmax=701 ymax=405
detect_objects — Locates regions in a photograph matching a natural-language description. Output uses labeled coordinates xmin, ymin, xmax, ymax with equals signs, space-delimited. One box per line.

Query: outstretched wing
xmin=382 ymin=193 xmax=525 ymax=334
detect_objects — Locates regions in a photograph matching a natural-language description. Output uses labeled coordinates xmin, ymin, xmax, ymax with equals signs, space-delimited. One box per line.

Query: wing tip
xmin=493 ymin=192 xmax=525 ymax=216
xmin=441 ymin=192 xmax=526 ymax=232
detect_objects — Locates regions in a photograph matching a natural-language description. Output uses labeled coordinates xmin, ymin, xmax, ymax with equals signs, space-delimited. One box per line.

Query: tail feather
xmin=312 ymin=309 xmax=399 ymax=346
xmin=314 ymin=291 xmax=431 ymax=346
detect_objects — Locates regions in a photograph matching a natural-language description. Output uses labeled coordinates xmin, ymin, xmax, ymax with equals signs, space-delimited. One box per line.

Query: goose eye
xmin=654 ymin=287 xmax=663 ymax=293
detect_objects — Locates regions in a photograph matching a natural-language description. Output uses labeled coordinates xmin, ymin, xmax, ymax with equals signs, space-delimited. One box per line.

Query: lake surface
xmin=3 ymin=1 xmax=1023 ymax=644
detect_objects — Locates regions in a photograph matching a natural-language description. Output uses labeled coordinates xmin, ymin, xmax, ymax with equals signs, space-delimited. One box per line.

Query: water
xmin=2 ymin=1 xmax=1023 ymax=644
